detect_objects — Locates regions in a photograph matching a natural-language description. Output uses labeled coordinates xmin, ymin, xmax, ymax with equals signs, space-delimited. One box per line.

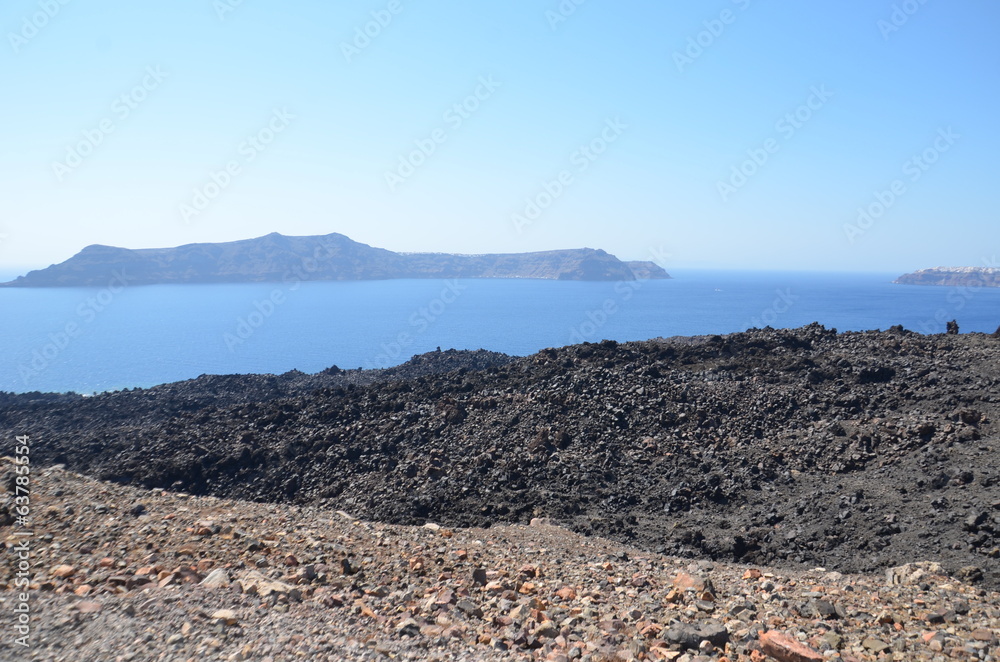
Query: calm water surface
xmin=1 ymin=270 xmax=998 ymax=394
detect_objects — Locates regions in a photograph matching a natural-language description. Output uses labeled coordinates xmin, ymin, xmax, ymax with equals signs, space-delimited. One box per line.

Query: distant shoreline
xmin=894 ymin=267 xmax=1000 ymax=288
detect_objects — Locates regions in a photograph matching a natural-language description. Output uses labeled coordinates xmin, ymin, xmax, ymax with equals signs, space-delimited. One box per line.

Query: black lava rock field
xmin=3 ymin=324 xmax=1000 ymax=587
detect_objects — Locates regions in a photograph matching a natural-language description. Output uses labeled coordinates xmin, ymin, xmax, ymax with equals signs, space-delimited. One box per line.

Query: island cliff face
xmin=894 ymin=267 xmax=1000 ymax=288
xmin=0 ymin=233 xmax=670 ymax=287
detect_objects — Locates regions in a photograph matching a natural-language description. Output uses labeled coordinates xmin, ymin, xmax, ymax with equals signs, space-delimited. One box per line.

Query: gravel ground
xmin=1 ymin=467 xmax=998 ymax=661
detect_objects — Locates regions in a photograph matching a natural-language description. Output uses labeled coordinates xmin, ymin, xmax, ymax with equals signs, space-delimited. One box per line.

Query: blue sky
xmin=1 ymin=0 xmax=997 ymax=272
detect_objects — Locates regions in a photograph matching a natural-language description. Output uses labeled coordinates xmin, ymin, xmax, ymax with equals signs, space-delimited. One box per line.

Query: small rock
xmin=663 ymin=624 xmax=701 ymax=651
xmin=808 ymin=599 xmax=840 ymax=619
xmin=51 ymin=564 xmax=75 ymax=579
xmin=862 ymin=637 xmax=890 ymax=654
xmin=760 ymin=630 xmax=823 ymax=662
xmin=555 ymin=586 xmax=577 ymax=601
xmin=397 ymin=618 xmax=420 ymax=637
xmin=672 ymin=571 xmax=711 ymax=593
xmin=455 ymin=599 xmax=483 ymax=619
xmin=238 ymin=570 xmax=297 ymax=599
xmin=211 ymin=609 xmax=239 ymax=626
xmin=200 ymin=569 xmax=231 ymax=589
xmin=698 ymin=621 xmax=729 ymax=647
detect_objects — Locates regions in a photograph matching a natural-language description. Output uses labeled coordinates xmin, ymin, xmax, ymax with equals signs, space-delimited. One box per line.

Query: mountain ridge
xmin=0 ymin=232 xmax=670 ymax=287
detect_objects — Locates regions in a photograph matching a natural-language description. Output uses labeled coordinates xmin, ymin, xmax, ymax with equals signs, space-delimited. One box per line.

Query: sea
xmin=1 ymin=269 xmax=998 ymax=395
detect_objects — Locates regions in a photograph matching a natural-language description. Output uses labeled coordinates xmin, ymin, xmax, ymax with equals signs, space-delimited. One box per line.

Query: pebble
xmin=211 ymin=609 xmax=239 ymax=626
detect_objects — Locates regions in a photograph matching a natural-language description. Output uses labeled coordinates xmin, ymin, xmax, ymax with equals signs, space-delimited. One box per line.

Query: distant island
xmin=0 ymin=233 xmax=670 ymax=287
xmin=894 ymin=267 xmax=1000 ymax=288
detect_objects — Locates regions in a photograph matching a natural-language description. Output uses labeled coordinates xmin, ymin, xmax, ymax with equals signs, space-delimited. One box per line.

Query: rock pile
xmin=2 ymin=325 xmax=999 ymax=591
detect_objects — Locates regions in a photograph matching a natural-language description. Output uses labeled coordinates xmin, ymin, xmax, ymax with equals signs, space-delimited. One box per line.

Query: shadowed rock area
xmin=2 ymin=325 xmax=999 ymax=590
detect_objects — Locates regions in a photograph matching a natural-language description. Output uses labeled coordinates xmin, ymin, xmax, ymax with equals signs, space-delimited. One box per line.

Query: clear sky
xmin=1 ymin=0 xmax=997 ymax=272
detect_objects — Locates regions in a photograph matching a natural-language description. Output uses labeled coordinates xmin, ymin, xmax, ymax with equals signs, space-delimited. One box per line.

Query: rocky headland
xmin=894 ymin=267 xmax=1000 ymax=288
xmin=0 ymin=233 xmax=670 ymax=287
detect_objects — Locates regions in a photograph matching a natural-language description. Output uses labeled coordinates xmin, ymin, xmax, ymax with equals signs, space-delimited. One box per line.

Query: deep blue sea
xmin=1 ymin=270 xmax=998 ymax=394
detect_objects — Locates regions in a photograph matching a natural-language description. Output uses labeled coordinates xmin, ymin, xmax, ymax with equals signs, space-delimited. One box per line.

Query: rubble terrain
xmin=1 ymin=325 xmax=999 ymax=659
xmin=0 ymin=467 xmax=997 ymax=661
xmin=3 ymin=325 xmax=1000 ymax=586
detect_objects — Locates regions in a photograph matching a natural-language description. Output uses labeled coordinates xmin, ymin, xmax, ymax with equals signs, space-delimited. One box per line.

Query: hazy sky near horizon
xmin=1 ymin=0 xmax=997 ymax=272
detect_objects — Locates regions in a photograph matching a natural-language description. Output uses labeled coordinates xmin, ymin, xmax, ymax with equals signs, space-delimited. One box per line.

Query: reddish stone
xmin=554 ymin=587 xmax=577 ymax=601
xmin=51 ymin=565 xmax=75 ymax=579
xmin=672 ymin=571 xmax=708 ymax=592
xmin=760 ymin=630 xmax=824 ymax=662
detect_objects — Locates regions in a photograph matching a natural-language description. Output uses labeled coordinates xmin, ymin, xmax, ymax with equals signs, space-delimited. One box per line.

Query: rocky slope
xmin=2 ymin=325 xmax=999 ymax=596
xmin=2 ymin=466 xmax=998 ymax=661
xmin=0 ymin=233 xmax=670 ymax=287
xmin=894 ymin=267 xmax=1000 ymax=288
